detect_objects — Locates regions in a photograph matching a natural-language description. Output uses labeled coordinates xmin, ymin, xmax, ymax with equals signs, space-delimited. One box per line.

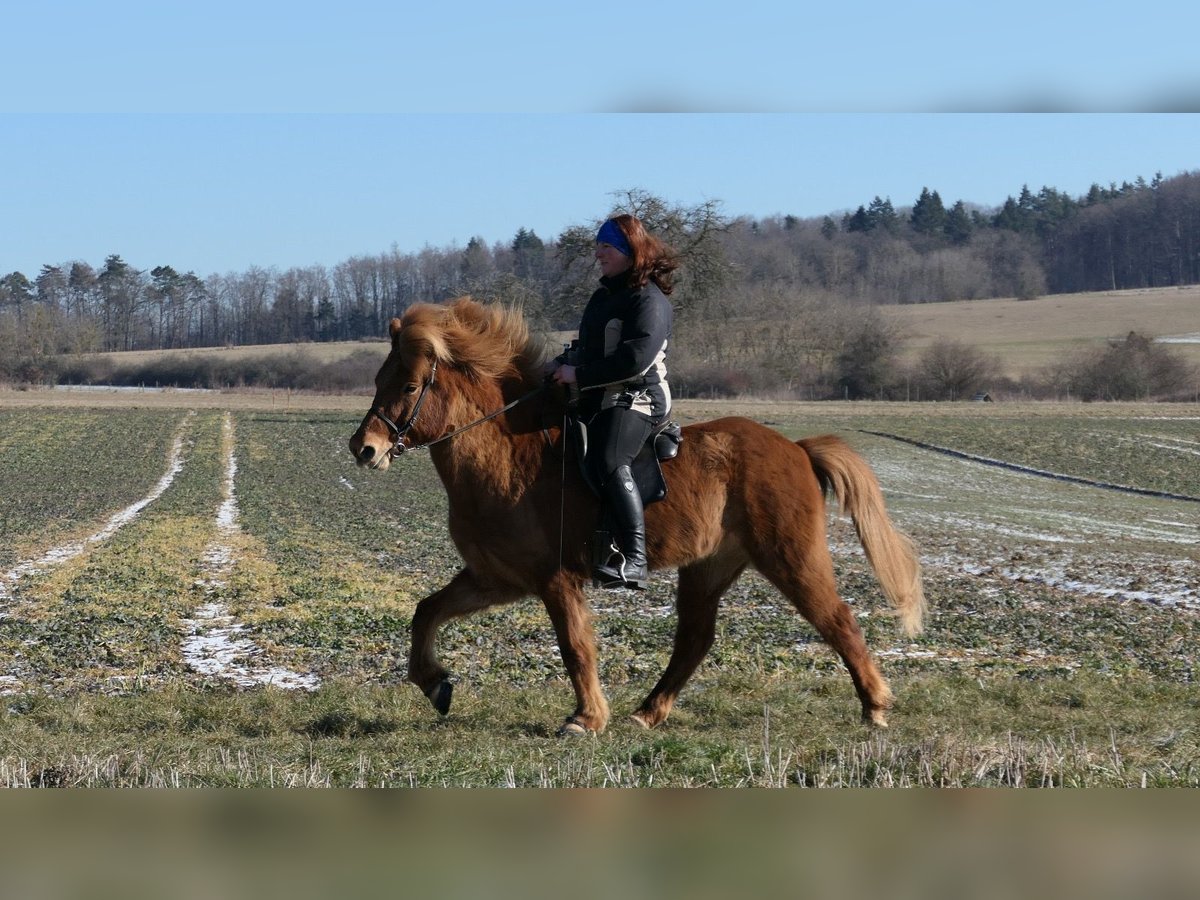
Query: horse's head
xmin=349 ymin=311 xmax=447 ymax=470
xmin=349 ymin=298 xmax=545 ymax=470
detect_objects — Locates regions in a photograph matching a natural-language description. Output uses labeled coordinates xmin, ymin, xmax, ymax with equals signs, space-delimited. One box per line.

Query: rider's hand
xmin=553 ymin=364 xmax=578 ymax=385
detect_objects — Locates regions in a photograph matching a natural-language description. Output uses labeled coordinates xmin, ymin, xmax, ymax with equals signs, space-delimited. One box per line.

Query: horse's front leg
xmin=408 ymin=567 xmax=520 ymax=715
xmin=539 ymin=571 xmax=609 ymax=735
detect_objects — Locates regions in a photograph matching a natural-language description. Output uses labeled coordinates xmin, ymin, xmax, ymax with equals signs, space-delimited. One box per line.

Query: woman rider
xmin=551 ymin=214 xmax=677 ymax=590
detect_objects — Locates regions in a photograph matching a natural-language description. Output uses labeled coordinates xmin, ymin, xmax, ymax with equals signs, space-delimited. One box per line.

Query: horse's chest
xmin=446 ymin=508 xmax=533 ymax=584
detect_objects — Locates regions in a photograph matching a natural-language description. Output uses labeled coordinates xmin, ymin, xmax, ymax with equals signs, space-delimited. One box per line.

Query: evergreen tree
xmin=511 ymin=227 xmax=546 ymax=280
xmin=1017 ymin=184 xmax=1036 ymax=212
xmin=944 ymin=200 xmax=973 ymax=244
xmin=993 ymin=196 xmax=1032 ymax=233
xmin=148 ymin=265 xmax=182 ymax=347
xmin=67 ymin=262 xmax=98 ymax=320
xmin=98 ymin=254 xmax=143 ymax=350
xmin=844 ymin=205 xmax=872 ymax=233
xmin=511 ymin=227 xmax=543 ymax=253
xmin=314 ymin=296 xmax=337 ymax=341
xmin=910 ymin=187 xmax=947 ymax=235
xmin=34 ymin=265 xmax=68 ymax=312
xmin=867 ymin=196 xmax=899 ymax=233
xmin=460 ymin=236 xmax=491 ymax=282
xmin=0 ymin=271 xmax=34 ymax=319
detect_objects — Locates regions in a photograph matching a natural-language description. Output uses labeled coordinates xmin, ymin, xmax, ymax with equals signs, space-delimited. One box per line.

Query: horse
xmin=349 ymin=297 xmax=925 ymax=735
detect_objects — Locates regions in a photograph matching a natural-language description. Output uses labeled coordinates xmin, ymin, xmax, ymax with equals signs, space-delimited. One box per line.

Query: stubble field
xmin=1 ymin=389 xmax=1198 ymax=786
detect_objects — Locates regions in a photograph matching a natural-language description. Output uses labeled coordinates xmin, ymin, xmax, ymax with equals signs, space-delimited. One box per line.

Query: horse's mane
xmin=395 ymin=297 xmax=547 ymax=385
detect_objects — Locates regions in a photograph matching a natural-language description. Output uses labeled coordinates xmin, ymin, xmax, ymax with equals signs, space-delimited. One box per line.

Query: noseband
xmin=370 ymin=358 xmax=438 ymax=457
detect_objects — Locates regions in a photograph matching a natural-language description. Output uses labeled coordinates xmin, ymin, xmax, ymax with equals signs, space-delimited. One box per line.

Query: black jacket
xmin=574 ymin=271 xmax=672 ymax=401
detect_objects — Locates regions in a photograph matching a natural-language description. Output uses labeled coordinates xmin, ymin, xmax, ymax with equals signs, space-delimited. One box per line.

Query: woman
xmin=551 ymin=214 xmax=677 ymax=590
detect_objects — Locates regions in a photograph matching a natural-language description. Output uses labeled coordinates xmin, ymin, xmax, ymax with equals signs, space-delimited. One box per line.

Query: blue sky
xmin=3 ymin=3 xmax=1198 ymax=278
xmin=6 ymin=2 xmax=1198 ymax=113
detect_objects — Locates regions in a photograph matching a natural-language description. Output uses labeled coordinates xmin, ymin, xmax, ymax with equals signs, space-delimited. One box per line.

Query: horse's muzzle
xmin=349 ymin=431 xmax=392 ymax=470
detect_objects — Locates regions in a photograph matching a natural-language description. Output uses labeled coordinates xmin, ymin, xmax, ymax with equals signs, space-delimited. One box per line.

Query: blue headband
xmin=596 ymin=219 xmax=632 ymax=257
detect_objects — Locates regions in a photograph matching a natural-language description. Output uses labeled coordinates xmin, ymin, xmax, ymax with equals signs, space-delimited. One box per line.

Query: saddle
xmin=569 ymin=416 xmax=683 ymax=505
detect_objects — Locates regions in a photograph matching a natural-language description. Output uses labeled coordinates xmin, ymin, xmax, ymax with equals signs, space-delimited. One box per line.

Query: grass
xmin=0 ymin=408 xmax=183 ymax=569
xmin=1 ymin=396 xmax=1198 ymax=786
xmin=1 ymin=673 xmax=1196 ymax=787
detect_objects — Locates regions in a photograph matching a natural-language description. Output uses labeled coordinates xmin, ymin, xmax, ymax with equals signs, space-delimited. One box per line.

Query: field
xmin=881 ymin=284 xmax=1200 ymax=378
xmin=84 ymin=339 xmax=387 ymax=369
xmin=1 ymin=389 xmax=1198 ymax=786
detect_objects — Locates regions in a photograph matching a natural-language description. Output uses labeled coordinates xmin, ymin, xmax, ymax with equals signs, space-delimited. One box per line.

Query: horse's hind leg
xmin=408 ymin=567 xmax=521 ymax=715
xmin=632 ymin=550 xmax=746 ymax=730
xmin=754 ymin=544 xmax=894 ymax=726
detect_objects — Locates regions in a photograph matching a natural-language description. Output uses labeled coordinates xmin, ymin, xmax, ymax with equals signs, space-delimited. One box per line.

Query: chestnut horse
xmin=349 ymin=298 xmax=924 ymax=734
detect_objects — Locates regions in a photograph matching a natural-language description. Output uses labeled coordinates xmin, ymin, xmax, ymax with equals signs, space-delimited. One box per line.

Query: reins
xmin=370 ymin=360 xmax=546 ymax=458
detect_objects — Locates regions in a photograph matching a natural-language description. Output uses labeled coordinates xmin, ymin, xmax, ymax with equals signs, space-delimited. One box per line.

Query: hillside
xmin=881 ymin=284 xmax=1200 ymax=379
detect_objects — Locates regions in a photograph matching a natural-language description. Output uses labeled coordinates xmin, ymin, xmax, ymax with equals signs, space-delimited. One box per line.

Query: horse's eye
xmin=404 ymin=383 xmax=419 ymax=394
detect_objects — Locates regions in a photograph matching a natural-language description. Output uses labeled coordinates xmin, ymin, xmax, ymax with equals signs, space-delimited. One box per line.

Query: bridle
xmin=368 ymin=357 xmax=546 ymax=458
xmin=368 ymin=358 xmax=439 ymax=457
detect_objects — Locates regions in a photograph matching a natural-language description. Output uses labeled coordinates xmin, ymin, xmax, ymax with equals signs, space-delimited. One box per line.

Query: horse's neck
xmin=429 ymin=393 xmax=546 ymax=506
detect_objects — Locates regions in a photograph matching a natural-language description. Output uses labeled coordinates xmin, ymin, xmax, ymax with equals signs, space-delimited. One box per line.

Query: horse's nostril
xmin=359 ymin=445 xmax=375 ymax=461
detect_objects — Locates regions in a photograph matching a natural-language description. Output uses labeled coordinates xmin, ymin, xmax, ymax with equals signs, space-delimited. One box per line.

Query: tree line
xmin=3 ymin=173 xmax=1199 ymax=398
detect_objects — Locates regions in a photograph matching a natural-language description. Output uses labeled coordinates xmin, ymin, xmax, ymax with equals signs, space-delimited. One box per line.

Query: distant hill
xmin=881 ymin=284 xmax=1200 ymax=378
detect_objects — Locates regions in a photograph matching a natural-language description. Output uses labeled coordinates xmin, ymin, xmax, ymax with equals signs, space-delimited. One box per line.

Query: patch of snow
xmin=181 ymin=604 xmax=320 ymax=691
xmin=1144 ymin=442 xmax=1200 ymax=458
xmin=860 ymin=438 xmax=1200 ymax=613
xmin=181 ymin=414 xmax=320 ymax=691
xmin=51 ymin=384 xmax=216 ymax=394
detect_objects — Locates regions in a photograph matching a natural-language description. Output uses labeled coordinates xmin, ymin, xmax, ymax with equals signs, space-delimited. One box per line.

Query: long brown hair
xmin=608 ymin=214 xmax=680 ymax=296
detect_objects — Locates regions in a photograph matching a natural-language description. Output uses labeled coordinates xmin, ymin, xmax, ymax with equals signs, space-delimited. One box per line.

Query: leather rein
xmin=369 ymin=358 xmax=546 ymax=458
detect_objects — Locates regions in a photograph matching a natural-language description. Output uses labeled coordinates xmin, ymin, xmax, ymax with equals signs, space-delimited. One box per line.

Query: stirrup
xmin=592 ymin=551 xmax=648 ymax=591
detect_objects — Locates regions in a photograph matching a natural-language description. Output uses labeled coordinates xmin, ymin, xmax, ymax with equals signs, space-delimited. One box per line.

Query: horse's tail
xmin=799 ymin=434 xmax=926 ymax=636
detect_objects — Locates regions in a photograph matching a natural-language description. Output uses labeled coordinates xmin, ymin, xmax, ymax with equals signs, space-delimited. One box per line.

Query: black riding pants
xmin=585 ymin=406 xmax=655 ymax=488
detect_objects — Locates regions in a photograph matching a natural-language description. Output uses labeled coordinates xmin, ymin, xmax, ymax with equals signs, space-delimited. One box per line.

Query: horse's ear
xmin=388 ymin=317 xmax=403 ymax=343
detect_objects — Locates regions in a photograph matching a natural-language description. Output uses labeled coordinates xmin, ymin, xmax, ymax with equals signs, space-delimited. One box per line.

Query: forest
xmin=3 ymin=171 xmax=1199 ymax=400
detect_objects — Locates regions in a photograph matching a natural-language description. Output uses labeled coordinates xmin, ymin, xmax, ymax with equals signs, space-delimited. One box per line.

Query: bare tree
xmin=551 ymin=188 xmax=734 ymax=329
xmin=916 ymin=338 xmax=1000 ymax=400
xmin=1050 ymin=332 xmax=1198 ymax=400
xmin=833 ymin=307 xmax=903 ymax=399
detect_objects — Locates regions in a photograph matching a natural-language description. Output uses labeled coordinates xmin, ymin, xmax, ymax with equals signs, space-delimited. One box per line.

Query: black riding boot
xmin=593 ymin=465 xmax=649 ymax=590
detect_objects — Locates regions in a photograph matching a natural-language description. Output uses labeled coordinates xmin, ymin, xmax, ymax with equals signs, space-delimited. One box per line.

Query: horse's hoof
xmin=629 ymin=711 xmax=653 ymax=730
xmin=427 ymin=680 xmax=453 ymax=716
xmin=863 ymin=708 xmax=889 ymax=728
xmin=556 ymin=716 xmax=590 ymax=737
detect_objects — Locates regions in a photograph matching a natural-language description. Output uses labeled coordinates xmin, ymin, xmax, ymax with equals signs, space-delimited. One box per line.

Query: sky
xmin=3 ymin=2 xmax=1199 ymax=279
